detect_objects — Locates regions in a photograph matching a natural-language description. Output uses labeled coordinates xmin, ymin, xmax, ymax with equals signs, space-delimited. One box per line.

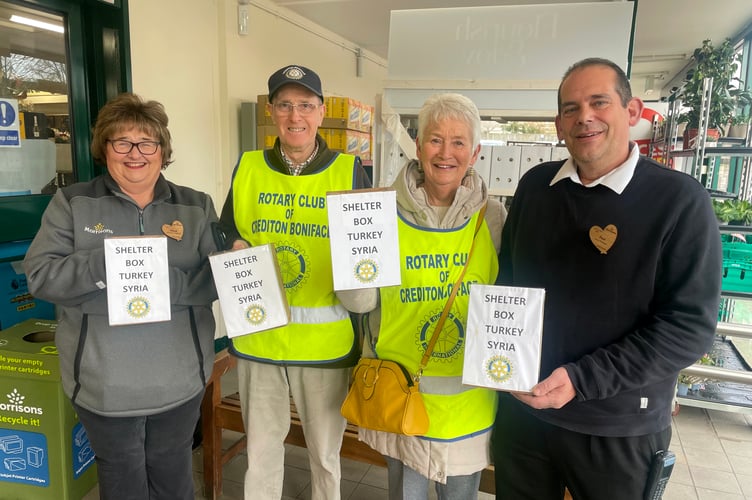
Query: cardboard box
xmin=0 ymin=319 xmax=97 ymax=499
xmin=321 ymin=117 xmax=351 ymax=130
xmin=360 ymin=105 xmax=374 ymax=132
xmin=359 ymin=131 xmax=372 ymax=161
xmin=256 ymin=95 xmax=273 ymax=126
xmin=322 ymin=128 xmax=360 ymax=156
xmin=325 ymin=97 xmax=360 ymax=131
xmin=255 ymin=125 xmax=278 ymax=150
xmin=0 ymin=258 xmax=55 ymax=331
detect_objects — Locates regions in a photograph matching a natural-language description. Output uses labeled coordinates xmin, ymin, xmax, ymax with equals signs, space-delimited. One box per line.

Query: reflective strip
xmin=419 ymin=375 xmax=473 ymax=395
xmin=290 ymin=304 xmax=349 ymax=324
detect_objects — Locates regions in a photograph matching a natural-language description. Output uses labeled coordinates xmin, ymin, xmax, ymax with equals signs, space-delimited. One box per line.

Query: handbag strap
xmin=415 ymin=203 xmax=487 ymax=380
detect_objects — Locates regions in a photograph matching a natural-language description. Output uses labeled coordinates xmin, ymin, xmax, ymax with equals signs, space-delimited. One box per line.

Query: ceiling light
xmin=644 ymin=75 xmax=656 ymax=95
xmin=10 ymin=15 xmax=64 ymax=34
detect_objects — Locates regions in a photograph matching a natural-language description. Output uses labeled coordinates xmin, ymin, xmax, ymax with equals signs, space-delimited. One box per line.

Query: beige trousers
xmin=237 ymin=358 xmax=349 ymax=500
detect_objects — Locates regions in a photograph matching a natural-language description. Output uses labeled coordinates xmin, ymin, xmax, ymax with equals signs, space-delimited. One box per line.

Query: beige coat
xmin=358 ymin=160 xmax=506 ymax=483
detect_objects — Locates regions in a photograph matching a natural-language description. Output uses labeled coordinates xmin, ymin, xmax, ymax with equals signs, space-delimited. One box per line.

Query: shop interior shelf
xmin=678 ymin=336 xmax=752 ymax=414
xmin=670 ymin=147 xmax=752 ymax=158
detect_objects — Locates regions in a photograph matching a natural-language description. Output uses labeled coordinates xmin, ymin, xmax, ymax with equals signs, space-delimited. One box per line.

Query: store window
xmin=0 ymin=1 xmax=72 ymax=196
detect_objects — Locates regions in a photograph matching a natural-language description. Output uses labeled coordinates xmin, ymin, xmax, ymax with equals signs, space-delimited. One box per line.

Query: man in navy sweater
xmin=492 ymin=58 xmax=722 ymax=499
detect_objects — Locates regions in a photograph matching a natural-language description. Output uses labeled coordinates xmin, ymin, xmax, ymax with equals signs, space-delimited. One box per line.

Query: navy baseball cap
xmin=268 ymin=65 xmax=323 ymax=101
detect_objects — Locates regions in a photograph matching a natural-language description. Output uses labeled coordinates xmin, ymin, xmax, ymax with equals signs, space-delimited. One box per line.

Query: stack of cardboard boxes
xmin=256 ymin=95 xmax=373 ymax=161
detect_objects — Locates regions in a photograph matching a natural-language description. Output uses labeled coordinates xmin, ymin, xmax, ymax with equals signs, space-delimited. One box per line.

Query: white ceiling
xmin=267 ymin=0 xmax=752 ymax=103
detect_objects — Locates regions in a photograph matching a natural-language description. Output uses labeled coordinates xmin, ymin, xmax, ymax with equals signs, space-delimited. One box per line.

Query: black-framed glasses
xmin=272 ymin=102 xmax=320 ymax=115
xmin=107 ymin=139 xmax=161 ymax=155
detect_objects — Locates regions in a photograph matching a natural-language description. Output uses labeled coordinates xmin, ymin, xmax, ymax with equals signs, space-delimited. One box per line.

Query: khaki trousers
xmin=237 ymin=358 xmax=349 ymax=500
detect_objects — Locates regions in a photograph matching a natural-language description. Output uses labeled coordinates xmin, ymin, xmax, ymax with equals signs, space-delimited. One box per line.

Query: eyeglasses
xmin=107 ymin=139 xmax=161 ymax=155
xmin=272 ymin=102 xmax=320 ymax=115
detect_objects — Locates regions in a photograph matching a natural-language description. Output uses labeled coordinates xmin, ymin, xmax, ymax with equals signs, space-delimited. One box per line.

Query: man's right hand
xmin=513 ymin=366 xmax=576 ymax=409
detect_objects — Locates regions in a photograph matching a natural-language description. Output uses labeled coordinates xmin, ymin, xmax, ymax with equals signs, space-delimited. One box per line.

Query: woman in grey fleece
xmin=23 ymin=93 xmax=219 ymax=500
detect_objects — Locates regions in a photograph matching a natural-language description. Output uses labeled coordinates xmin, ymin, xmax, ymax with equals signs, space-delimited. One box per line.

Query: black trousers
xmin=492 ymin=393 xmax=671 ymax=500
xmin=73 ymin=390 xmax=203 ymax=500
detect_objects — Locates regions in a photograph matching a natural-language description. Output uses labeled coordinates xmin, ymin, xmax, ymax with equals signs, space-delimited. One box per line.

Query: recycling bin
xmin=0 ymin=319 xmax=97 ymax=499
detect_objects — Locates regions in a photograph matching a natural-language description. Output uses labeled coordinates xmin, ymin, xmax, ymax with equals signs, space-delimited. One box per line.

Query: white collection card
xmin=209 ymin=244 xmax=290 ymax=338
xmin=104 ymin=236 xmax=171 ymax=326
xmin=462 ymin=284 xmax=545 ymax=393
xmin=326 ymin=188 xmax=400 ymax=290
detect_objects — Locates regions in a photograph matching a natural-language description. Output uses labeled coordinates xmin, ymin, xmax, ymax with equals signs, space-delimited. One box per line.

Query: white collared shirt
xmin=549 ymin=143 xmax=640 ymax=194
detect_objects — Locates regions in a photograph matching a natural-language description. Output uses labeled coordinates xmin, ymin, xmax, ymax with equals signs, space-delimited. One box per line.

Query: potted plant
xmin=678 ymin=38 xmax=752 ymax=149
xmin=677 ymin=354 xmax=717 ymax=395
xmin=713 ymin=198 xmax=752 ymax=225
xmin=728 ymin=113 xmax=751 ymax=138
xmin=677 ymin=373 xmax=693 ymax=396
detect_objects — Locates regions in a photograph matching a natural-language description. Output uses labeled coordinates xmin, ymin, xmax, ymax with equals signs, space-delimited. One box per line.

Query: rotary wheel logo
xmin=126 ymin=296 xmax=150 ymax=318
xmin=245 ymin=304 xmax=266 ymax=325
xmin=354 ymin=259 xmax=378 ymax=283
xmin=275 ymin=242 xmax=309 ymax=290
xmin=415 ymin=311 xmax=465 ymax=362
xmin=486 ymin=355 xmax=513 ymax=383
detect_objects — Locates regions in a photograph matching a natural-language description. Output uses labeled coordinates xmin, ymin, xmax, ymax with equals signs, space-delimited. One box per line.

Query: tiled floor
xmin=81 ymin=397 xmax=752 ymax=500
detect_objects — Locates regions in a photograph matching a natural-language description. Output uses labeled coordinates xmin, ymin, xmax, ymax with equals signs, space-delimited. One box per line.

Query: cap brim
xmin=269 ymin=81 xmax=323 ymax=100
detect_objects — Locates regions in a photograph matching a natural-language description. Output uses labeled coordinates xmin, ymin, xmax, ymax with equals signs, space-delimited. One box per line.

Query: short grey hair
xmin=417 ymin=93 xmax=481 ymax=149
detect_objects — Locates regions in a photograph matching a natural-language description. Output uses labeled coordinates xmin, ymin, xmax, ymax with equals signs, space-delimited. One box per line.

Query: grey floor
xmin=81 ymin=376 xmax=752 ymax=500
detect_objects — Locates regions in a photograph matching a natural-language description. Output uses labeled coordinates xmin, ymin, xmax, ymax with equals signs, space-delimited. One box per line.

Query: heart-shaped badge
xmin=589 ymin=224 xmax=617 ymax=254
xmin=162 ymin=220 xmax=184 ymax=241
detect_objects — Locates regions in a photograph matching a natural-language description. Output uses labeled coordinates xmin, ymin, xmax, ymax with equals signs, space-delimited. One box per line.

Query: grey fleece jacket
xmin=24 ymin=173 xmax=218 ymax=417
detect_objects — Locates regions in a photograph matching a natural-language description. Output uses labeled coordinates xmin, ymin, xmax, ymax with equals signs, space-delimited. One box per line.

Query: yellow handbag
xmin=340 ymin=357 xmax=429 ymax=435
xmin=341 ymin=205 xmax=487 ymax=435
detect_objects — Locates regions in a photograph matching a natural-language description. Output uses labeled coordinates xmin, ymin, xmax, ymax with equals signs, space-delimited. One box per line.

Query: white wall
xmin=128 ymin=0 xmax=225 ymax=206
xmin=128 ymin=0 xmax=388 ymax=208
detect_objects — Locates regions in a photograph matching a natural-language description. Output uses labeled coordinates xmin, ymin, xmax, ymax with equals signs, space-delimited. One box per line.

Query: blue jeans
xmin=386 ymin=456 xmax=482 ymax=500
xmin=73 ymin=391 xmax=203 ymax=500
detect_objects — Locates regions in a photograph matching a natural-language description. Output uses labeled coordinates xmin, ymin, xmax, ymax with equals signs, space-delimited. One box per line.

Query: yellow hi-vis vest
xmin=230 ymin=150 xmax=357 ymax=363
xmin=376 ymin=210 xmax=499 ymax=440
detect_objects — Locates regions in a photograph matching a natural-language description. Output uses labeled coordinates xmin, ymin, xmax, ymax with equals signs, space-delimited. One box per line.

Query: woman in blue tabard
xmin=358 ymin=93 xmax=506 ymax=500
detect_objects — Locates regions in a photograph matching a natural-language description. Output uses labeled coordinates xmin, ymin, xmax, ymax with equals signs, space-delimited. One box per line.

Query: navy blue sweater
xmin=497 ymin=157 xmax=722 ymax=436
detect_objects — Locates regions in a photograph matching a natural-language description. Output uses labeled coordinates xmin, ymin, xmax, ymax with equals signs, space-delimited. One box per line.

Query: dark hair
xmin=557 ymin=58 xmax=633 ymax=111
xmin=90 ymin=93 xmax=173 ymax=168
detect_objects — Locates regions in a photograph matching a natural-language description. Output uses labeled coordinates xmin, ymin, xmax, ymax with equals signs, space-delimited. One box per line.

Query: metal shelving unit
xmin=659 ymin=84 xmax=752 ymax=410
xmin=656 ymin=78 xmax=752 ymax=198
xmin=677 ymin=223 xmax=752 ymax=414
xmin=676 ymin=322 xmax=752 ymax=414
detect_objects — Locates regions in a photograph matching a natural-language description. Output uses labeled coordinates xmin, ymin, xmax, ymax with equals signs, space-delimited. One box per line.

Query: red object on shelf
xmin=683 ymin=128 xmax=721 ymax=150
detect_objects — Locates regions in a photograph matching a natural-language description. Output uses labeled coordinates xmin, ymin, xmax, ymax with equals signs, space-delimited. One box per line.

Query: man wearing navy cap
xmin=219 ymin=65 xmax=374 ymax=500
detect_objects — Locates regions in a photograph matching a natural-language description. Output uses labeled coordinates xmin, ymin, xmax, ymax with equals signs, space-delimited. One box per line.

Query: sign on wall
xmin=385 ymin=2 xmax=635 ymax=115
xmin=0 ymin=99 xmax=21 ymax=148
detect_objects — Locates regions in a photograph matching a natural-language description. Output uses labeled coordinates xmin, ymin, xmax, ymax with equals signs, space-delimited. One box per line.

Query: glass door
xmin=0 ymin=0 xmax=130 ymax=242
xmin=0 ymin=1 xmax=70 ymax=195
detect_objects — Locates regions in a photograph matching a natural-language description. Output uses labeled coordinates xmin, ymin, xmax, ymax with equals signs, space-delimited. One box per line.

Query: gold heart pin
xmin=589 ymin=224 xmax=617 ymax=254
xmin=162 ymin=220 xmax=184 ymax=241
